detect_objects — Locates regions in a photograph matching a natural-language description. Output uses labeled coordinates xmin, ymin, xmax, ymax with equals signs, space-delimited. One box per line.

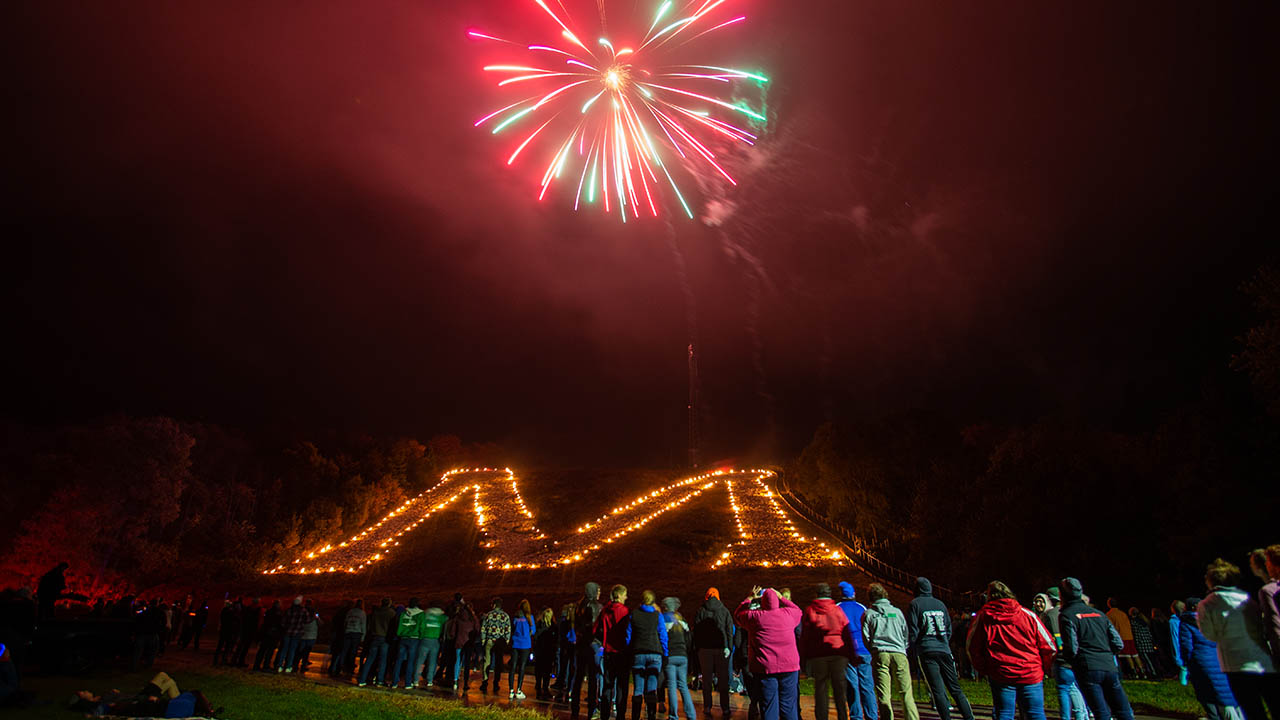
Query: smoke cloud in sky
xmin=5 ymin=0 xmax=1274 ymax=464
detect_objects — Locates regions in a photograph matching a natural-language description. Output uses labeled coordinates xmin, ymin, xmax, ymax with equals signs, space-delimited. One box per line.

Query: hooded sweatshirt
xmin=965 ymin=598 xmax=1055 ymax=683
xmin=836 ymin=582 xmax=871 ymax=656
xmin=735 ymin=588 xmax=802 ymax=674
xmin=1197 ymin=587 xmax=1276 ymax=674
xmin=596 ymin=600 xmax=631 ymax=654
xmin=575 ymin=583 xmax=604 ymax=647
xmin=693 ymin=594 xmax=735 ymax=650
xmin=907 ymin=577 xmax=953 ymax=656
xmin=1058 ymin=578 xmax=1125 ymax=674
xmin=398 ymin=606 xmax=426 ymax=639
xmin=802 ymin=597 xmax=852 ymax=661
xmin=422 ymin=607 xmax=446 ymax=639
xmin=863 ymin=597 xmax=909 ymax=654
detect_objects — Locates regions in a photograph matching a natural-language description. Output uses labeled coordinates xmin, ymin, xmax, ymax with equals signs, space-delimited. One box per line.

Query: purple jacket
xmin=735 ymin=589 xmax=803 ymax=674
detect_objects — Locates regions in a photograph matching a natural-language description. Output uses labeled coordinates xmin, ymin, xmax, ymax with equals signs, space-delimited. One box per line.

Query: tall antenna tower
xmin=687 ymin=343 xmax=700 ymax=468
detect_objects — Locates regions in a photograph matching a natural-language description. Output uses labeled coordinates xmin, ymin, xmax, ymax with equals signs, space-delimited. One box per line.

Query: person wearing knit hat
xmin=1058 ymin=577 xmax=1135 ymax=720
xmin=1037 ymin=588 xmax=1087 ymax=720
xmin=836 ymin=582 xmax=876 ymax=720
xmin=693 ymin=587 xmax=734 ymax=717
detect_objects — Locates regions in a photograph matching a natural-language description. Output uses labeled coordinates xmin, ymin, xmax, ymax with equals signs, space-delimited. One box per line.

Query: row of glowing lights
xmin=263 ymin=468 xmax=513 ymax=575
xmin=487 ymin=469 xmax=766 ymax=570
xmin=266 ymin=467 xmax=843 ymax=575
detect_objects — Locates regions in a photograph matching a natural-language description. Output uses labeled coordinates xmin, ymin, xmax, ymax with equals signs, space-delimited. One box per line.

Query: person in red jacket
xmin=596 ymin=585 xmax=632 ymax=720
xmin=801 ymin=583 xmax=854 ymax=720
xmin=736 ymin=586 xmax=804 ymax=720
xmin=966 ymin=581 xmax=1056 ymax=720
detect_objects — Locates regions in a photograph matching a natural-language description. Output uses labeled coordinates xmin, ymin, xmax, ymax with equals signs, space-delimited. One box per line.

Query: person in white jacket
xmin=1196 ymin=558 xmax=1279 ymax=720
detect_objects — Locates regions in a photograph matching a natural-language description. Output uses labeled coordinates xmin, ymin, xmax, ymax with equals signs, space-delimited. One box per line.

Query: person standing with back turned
xmin=1058 ymin=578 xmax=1135 ymax=720
xmin=908 ymin=578 xmax=974 ymax=720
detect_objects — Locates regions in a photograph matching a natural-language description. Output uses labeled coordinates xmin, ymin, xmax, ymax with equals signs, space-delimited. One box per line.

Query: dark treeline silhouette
xmin=787 ymin=268 xmax=1280 ymax=604
xmin=0 ymin=422 xmax=501 ymax=596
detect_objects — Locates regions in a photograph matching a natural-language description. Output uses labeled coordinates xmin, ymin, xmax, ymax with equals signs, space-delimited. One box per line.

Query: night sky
xmin=6 ymin=0 xmax=1275 ymax=465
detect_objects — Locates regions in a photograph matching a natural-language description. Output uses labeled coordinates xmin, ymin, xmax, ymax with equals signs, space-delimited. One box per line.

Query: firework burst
xmin=469 ymin=0 xmax=767 ymax=221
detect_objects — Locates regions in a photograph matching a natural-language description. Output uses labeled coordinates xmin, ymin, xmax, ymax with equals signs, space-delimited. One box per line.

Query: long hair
xmin=538 ymin=606 xmax=554 ymax=628
xmin=519 ymin=598 xmax=534 ymax=624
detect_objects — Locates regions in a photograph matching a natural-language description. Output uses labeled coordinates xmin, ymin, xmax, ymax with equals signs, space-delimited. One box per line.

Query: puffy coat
xmin=801 ymin=597 xmax=852 ymax=661
xmin=966 ymin=598 xmax=1055 ymax=684
xmin=1197 ymin=587 xmax=1275 ymax=674
xmin=735 ymin=588 xmax=803 ymax=674
xmin=1178 ymin=611 xmax=1238 ymax=708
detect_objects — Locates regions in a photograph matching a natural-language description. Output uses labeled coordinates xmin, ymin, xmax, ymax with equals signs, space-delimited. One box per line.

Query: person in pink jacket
xmin=736 ymin=586 xmax=803 ymax=720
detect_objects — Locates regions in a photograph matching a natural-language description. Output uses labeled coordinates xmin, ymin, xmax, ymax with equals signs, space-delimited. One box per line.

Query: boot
xmin=645 ymin=691 xmax=658 ymax=720
xmin=632 ymin=694 xmax=644 ymax=720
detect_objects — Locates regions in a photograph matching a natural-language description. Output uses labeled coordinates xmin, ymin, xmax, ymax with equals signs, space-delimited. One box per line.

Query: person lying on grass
xmin=67 ymin=670 xmax=218 ymax=718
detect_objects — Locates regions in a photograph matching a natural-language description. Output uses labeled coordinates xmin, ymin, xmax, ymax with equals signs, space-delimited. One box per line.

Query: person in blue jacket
xmin=1179 ymin=598 xmax=1242 ymax=720
xmin=837 ymin=582 xmax=877 ymax=720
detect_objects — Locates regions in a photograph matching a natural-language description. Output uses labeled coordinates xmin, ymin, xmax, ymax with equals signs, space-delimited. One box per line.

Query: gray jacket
xmin=863 ymin=598 xmax=908 ymax=654
xmin=345 ymin=607 xmax=367 ymax=636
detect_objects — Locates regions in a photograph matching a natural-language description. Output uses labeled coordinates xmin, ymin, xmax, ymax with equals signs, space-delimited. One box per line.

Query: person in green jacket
xmin=417 ymin=600 xmax=447 ymax=689
xmin=392 ymin=598 xmax=427 ymax=689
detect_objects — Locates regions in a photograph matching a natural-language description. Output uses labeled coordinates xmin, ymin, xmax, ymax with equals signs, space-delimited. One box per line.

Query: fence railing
xmin=772 ymin=479 xmax=973 ymax=608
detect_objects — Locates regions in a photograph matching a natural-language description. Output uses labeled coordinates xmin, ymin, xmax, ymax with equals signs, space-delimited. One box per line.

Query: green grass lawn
xmin=20 ymin=666 xmax=552 ymax=720
xmin=797 ymin=676 xmax=1202 ymax=718
xmin=19 ymin=666 xmax=1201 ymax=720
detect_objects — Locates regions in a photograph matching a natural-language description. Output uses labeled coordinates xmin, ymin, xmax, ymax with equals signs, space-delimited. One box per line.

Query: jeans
xmin=1054 ymin=665 xmax=1088 ymax=720
xmin=846 ymin=654 xmax=878 ymax=720
xmin=602 ymin=652 xmax=632 ymax=720
xmin=990 ymin=681 xmax=1046 ymax=720
xmin=1225 ymin=672 xmax=1280 ymax=720
xmin=359 ymin=636 xmax=389 ymax=685
xmin=393 ymin=638 xmax=422 ymax=687
xmin=296 ymin=639 xmax=315 ymax=671
xmin=453 ymin=642 xmax=476 ymax=689
xmin=418 ymin=637 xmax=441 ymax=687
xmin=277 ymin=635 xmax=301 ymax=670
xmin=633 ymin=653 xmax=663 ymax=695
xmin=918 ymin=653 xmax=973 ymax=720
xmin=340 ymin=632 xmax=363 ymax=675
xmin=1077 ymin=670 xmax=1134 ymax=720
xmin=759 ymin=670 xmax=799 ymax=720
xmin=665 ymin=655 xmax=696 ymax=720
xmin=699 ymin=648 xmax=732 ymax=712
xmin=810 ymin=655 xmax=849 ymax=720
xmin=872 ymin=652 xmax=918 ymax=720
xmin=559 ymin=642 xmax=577 ymax=692
xmin=571 ymin=642 xmax=603 ymax=718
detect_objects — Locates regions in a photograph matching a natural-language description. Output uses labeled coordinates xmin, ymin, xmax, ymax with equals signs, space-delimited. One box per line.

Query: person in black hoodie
xmin=1058 ymin=578 xmax=1134 ymax=720
xmin=906 ymin=578 xmax=973 ymax=720
xmin=571 ymin=581 xmax=605 ymax=720
xmin=213 ymin=599 xmax=240 ymax=666
xmin=693 ymin=587 xmax=734 ymax=718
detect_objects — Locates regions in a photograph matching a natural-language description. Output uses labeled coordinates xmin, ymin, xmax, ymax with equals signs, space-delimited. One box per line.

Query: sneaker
xmin=358 ymin=682 xmax=367 ymax=687
xmin=510 ymin=690 xmax=517 ymax=699
xmin=516 ymin=690 xmax=526 ymax=699
xmin=285 ymin=668 xmax=292 ymax=674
